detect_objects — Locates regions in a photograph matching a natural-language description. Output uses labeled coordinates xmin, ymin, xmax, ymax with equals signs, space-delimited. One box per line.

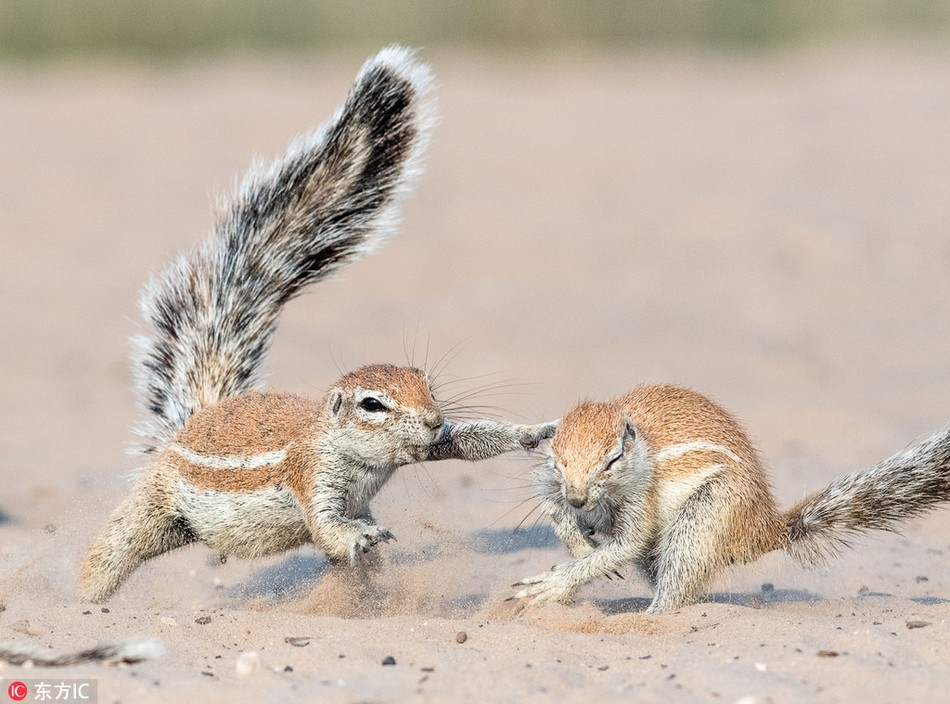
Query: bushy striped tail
xmin=782 ymin=427 xmax=950 ymax=565
xmin=133 ymin=46 xmax=435 ymax=452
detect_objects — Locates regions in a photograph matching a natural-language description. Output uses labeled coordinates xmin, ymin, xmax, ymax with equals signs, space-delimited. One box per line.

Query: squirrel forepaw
xmin=517 ymin=421 xmax=559 ymax=451
xmin=510 ymin=566 xmax=574 ymax=604
xmin=348 ymin=525 xmax=395 ymax=563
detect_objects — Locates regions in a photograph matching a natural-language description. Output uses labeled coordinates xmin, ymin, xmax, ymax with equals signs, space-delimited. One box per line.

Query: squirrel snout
xmin=422 ymin=410 xmax=444 ymax=431
xmin=565 ymin=487 xmax=588 ymax=509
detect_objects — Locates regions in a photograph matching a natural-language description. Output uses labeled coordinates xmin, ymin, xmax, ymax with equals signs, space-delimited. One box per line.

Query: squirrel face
xmin=547 ymin=401 xmax=650 ymax=514
xmin=325 ymin=364 xmax=444 ymax=466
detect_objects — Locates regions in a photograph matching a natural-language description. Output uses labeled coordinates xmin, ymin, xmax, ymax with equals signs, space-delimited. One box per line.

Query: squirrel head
xmin=324 ymin=364 xmax=444 ymax=466
xmin=547 ymin=400 xmax=650 ymax=512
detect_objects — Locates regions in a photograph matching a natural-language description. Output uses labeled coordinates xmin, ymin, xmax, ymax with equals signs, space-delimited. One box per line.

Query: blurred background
xmin=2 ymin=0 xmax=950 ymax=648
xmin=1 ymin=0 xmax=949 ymax=56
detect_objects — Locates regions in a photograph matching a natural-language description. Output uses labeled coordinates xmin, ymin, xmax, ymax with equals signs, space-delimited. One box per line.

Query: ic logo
xmin=7 ymin=681 xmax=28 ymax=701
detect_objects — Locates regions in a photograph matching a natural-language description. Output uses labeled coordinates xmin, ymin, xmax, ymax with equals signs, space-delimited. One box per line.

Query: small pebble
xmin=382 ymin=656 xmax=396 ymax=666
xmin=857 ymin=585 xmax=870 ymax=596
xmin=597 ymin=664 xmax=609 ymax=671
xmin=455 ymin=631 xmax=468 ymax=644
xmin=421 ymin=666 xmax=435 ymax=673
xmin=915 ymin=575 xmax=929 ymax=583
xmin=906 ymin=620 xmax=931 ymax=630
xmin=284 ymin=665 xmax=293 ymax=673
xmin=100 ymin=607 xmax=110 ymax=613
xmin=82 ymin=610 xmax=91 ymax=616
xmin=195 ymin=616 xmax=212 ymax=625
xmin=285 ymin=637 xmax=311 ymax=647
xmin=817 ymin=650 xmax=839 ymax=658
xmin=10 ymin=619 xmax=40 ymax=636
xmin=760 ymin=582 xmax=775 ymax=593
xmin=236 ymin=651 xmax=263 ymax=677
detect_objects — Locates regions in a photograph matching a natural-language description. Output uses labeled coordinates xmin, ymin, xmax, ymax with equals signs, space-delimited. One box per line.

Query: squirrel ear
xmin=328 ymin=390 xmax=344 ymax=419
xmin=622 ymin=418 xmax=637 ymax=443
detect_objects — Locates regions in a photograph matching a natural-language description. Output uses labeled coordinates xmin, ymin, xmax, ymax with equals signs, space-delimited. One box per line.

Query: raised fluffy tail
xmin=133 ymin=46 xmax=435 ymax=452
xmin=782 ymin=427 xmax=950 ymax=565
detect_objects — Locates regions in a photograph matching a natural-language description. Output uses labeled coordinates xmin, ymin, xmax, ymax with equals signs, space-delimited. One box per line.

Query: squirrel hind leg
xmin=646 ymin=479 xmax=734 ymax=614
xmin=79 ymin=474 xmax=195 ymax=603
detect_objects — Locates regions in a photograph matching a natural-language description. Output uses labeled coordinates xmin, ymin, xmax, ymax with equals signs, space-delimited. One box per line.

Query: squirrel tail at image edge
xmin=781 ymin=427 xmax=950 ymax=565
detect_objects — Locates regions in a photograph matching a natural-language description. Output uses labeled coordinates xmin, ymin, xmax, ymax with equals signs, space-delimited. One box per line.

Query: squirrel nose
xmin=566 ymin=488 xmax=588 ymax=509
xmin=423 ymin=410 xmax=444 ymax=431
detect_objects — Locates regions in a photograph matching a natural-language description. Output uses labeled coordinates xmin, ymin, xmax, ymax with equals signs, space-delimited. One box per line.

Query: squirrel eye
xmin=358 ymin=397 xmax=388 ymax=413
xmin=605 ymin=453 xmax=622 ymax=471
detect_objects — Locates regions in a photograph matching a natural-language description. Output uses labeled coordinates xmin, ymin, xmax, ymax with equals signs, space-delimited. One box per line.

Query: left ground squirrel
xmin=79 ymin=47 xmax=554 ymax=603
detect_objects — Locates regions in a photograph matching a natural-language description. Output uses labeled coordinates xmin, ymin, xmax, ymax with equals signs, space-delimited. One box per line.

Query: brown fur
xmin=165 ymin=393 xmax=324 ymax=494
xmin=552 ymin=402 xmax=624 ymax=479
xmin=621 ymin=385 xmax=782 ymax=560
xmin=177 ymin=392 xmax=322 ymax=456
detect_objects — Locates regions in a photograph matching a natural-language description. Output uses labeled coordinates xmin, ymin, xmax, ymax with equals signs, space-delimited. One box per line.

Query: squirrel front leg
xmin=542 ymin=497 xmax=598 ymax=558
xmin=512 ymin=534 xmax=644 ymax=604
xmin=423 ymin=420 xmax=556 ymax=462
xmin=305 ymin=479 xmax=394 ymax=565
xmin=512 ymin=504 xmax=648 ymax=604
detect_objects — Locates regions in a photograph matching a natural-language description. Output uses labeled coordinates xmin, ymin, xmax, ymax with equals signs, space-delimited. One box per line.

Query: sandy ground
xmin=2 ymin=42 xmax=950 ymax=702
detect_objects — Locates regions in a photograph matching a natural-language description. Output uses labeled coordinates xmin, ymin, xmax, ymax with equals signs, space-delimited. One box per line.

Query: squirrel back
xmin=133 ymin=46 xmax=435 ymax=453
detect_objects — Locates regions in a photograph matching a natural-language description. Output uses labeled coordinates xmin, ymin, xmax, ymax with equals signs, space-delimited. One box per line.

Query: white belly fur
xmin=653 ymin=463 xmax=726 ymax=529
xmin=176 ymin=480 xmax=311 ymax=558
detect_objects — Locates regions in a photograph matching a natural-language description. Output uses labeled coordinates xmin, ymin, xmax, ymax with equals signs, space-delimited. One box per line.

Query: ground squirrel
xmin=512 ymin=384 xmax=950 ymax=613
xmin=78 ymin=47 xmax=553 ymax=604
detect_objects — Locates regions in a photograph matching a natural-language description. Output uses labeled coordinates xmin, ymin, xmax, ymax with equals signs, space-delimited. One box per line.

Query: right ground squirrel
xmin=79 ymin=47 xmax=553 ymax=604
xmin=513 ymin=384 xmax=950 ymax=613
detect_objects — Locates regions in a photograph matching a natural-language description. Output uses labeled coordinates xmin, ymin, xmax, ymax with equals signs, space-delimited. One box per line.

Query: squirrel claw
xmin=350 ymin=524 xmax=395 ymax=560
xmin=512 ymin=571 xmax=545 ymax=587
xmin=517 ymin=421 xmax=558 ymax=451
xmin=510 ymin=566 xmax=576 ymax=604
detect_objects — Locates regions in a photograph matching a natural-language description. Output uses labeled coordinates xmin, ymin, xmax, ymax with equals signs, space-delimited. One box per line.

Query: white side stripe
xmin=653 ymin=441 xmax=741 ymax=465
xmin=170 ymin=444 xmax=287 ymax=470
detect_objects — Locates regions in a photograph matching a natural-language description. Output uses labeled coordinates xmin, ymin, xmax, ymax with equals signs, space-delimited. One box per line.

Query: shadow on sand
xmin=232 ymin=554 xmax=331 ymax=601
xmin=469 ymin=525 xmax=561 ymax=554
xmin=594 ymin=587 xmax=825 ymax=615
